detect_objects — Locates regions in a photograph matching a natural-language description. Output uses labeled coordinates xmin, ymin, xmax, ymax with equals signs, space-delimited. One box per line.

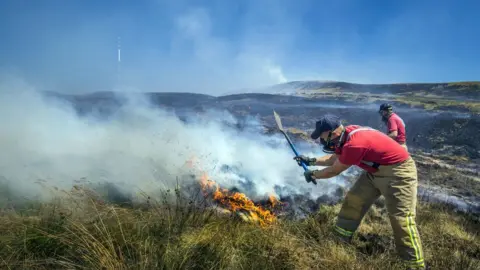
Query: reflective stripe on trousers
xmin=334 ymin=157 xmax=424 ymax=267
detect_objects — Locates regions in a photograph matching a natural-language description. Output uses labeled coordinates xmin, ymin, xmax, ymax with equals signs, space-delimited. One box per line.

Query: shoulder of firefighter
xmin=337 ymin=125 xmax=409 ymax=173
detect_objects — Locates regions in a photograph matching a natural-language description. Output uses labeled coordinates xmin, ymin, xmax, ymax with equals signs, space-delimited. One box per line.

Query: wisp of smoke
xmin=0 ymin=77 xmax=352 ymax=206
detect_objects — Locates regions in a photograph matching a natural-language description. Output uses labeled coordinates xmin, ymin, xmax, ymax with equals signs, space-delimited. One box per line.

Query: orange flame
xmin=269 ymin=194 xmax=281 ymax=208
xmin=185 ymin=156 xmax=281 ymax=227
xmin=200 ymin=172 xmax=277 ymax=226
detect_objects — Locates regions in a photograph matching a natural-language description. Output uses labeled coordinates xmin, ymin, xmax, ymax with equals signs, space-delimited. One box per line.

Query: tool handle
xmin=281 ymin=131 xmax=317 ymax=185
xmin=300 ymin=162 xmax=308 ymax=171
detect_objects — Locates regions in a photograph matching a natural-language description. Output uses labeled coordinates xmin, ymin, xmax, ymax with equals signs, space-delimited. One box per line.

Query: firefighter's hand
xmin=294 ymin=155 xmax=316 ymax=166
xmin=303 ymin=170 xmax=317 ymax=183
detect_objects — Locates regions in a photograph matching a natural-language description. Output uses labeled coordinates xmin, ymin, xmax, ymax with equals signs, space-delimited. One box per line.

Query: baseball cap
xmin=310 ymin=114 xmax=342 ymax=140
xmin=378 ymin=103 xmax=393 ymax=113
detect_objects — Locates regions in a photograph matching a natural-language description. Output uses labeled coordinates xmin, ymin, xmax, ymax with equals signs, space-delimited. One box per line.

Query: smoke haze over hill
xmin=0 ymin=77 xmax=355 ymax=207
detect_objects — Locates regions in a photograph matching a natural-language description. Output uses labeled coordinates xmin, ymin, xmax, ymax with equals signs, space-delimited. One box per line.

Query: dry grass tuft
xmin=0 ymin=186 xmax=479 ymax=270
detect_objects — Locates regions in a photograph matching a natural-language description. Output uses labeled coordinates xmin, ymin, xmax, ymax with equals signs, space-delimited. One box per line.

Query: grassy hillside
xmin=275 ymin=80 xmax=480 ymax=99
xmin=263 ymin=80 xmax=480 ymax=114
xmin=1 ymin=183 xmax=479 ymax=270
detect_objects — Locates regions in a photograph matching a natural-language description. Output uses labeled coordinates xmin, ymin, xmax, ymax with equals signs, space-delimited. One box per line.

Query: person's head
xmin=378 ymin=103 xmax=393 ymax=118
xmin=310 ymin=114 xmax=345 ymax=153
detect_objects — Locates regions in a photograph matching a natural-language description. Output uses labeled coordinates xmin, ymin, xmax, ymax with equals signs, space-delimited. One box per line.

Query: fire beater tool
xmin=273 ymin=110 xmax=317 ymax=185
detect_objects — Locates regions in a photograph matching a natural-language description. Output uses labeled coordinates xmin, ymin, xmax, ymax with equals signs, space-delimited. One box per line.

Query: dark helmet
xmin=378 ymin=103 xmax=393 ymax=113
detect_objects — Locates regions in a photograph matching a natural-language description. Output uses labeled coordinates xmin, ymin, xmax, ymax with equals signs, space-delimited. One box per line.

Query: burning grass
xmin=198 ymin=171 xmax=281 ymax=227
xmin=187 ymin=155 xmax=285 ymax=227
xmin=0 ymin=183 xmax=479 ymax=270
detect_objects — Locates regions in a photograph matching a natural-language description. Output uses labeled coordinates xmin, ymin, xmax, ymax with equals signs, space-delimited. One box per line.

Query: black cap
xmin=378 ymin=103 xmax=393 ymax=113
xmin=310 ymin=114 xmax=341 ymax=140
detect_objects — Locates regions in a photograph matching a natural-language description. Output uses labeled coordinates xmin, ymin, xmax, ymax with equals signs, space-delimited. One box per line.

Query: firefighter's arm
xmin=387 ymin=130 xmax=398 ymax=139
xmin=314 ymin=154 xmax=337 ymax=166
xmin=387 ymin=118 xmax=398 ymax=139
xmin=312 ymin=159 xmax=351 ymax=179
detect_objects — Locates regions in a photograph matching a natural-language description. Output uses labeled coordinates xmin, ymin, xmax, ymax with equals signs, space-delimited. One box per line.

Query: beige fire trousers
xmin=334 ymin=157 xmax=424 ymax=269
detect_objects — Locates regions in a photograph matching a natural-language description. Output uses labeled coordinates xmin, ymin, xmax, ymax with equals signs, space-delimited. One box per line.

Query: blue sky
xmin=0 ymin=0 xmax=479 ymax=94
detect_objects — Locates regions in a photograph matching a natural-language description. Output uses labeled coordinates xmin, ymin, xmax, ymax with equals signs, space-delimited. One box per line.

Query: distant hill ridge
xmin=267 ymin=80 xmax=480 ymax=99
xmin=43 ymin=80 xmax=480 ymax=115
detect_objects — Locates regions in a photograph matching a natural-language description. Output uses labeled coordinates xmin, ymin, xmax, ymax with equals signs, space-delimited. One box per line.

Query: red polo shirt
xmin=386 ymin=113 xmax=406 ymax=144
xmin=335 ymin=125 xmax=410 ymax=173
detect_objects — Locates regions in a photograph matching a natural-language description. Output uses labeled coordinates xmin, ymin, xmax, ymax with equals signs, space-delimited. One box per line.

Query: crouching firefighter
xmin=295 ymin=114 xmax=425 ymax=269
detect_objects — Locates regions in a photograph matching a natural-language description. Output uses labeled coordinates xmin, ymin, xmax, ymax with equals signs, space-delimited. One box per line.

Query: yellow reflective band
xmin=406 ymin=212 xmax=423 ymax=262
xmin=407 ymin=261 xmax=425 ymax=268
xmin=334 ymin=226 xmax=354 ymax=237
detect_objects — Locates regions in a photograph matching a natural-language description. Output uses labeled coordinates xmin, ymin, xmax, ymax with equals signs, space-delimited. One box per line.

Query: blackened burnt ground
xmin=45 ymin=91 xmax=480 ymax=214
xmin=49 ymin=91 xmax=480 ymax=162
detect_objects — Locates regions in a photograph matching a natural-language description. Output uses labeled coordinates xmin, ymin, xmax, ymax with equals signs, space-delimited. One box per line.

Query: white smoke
xmin=0 ymin=76 xmax=351 ymax=205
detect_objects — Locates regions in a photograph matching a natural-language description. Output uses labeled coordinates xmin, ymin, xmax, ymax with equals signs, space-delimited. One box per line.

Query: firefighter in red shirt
xmin=295 ymin=114 xmax=425 ymax=269
xmin=379 ymin=103 xmax=408 ymax=149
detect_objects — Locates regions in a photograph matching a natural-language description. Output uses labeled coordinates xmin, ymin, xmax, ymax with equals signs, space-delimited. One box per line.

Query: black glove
xmin=303 ymin=170 xmax=317 ymax=183
xmin=293 ymin=155 xmax=316 ymax=166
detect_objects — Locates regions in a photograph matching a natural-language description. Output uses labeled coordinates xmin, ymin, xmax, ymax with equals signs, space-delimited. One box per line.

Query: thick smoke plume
xmin=0 ymin=77 xmax=355 ymax=207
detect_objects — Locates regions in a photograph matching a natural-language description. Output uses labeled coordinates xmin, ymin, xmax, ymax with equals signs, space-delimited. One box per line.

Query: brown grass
xmin=297 ymin=88 xmax=480 ymax=113
xmin=392 ymin=96 xmax=480 ymax=113
xmin=0 ymin=185 xmax=479 ymax=270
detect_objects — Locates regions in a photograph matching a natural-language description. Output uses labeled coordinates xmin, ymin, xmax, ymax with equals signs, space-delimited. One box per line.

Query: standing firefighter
xmin=378 ymin=103 xmax=408 ymax=149
xmin=295 ymin=114 xmax=425 ymax=269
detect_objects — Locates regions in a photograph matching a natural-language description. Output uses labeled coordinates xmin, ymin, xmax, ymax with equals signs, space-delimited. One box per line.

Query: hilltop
xmin=267 ymin=80 xmax=480 ymax=99
xmin=258 ymin=80 xmax=480 ymax=114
